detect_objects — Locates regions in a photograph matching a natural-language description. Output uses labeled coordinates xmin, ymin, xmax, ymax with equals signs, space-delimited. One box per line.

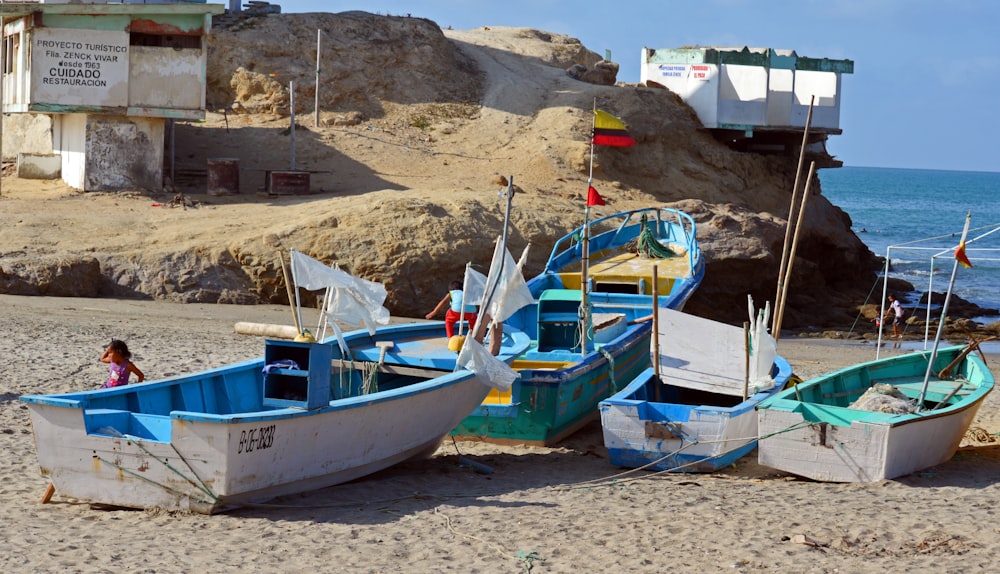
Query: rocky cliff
xmin=0 ymin=11 xmax=884 ymax=331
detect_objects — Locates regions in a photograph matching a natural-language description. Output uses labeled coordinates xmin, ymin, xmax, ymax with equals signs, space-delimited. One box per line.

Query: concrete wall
xmin=56 ymin=113 xmax=87 ymax=190
xmin=84 ymin=116 xmax=164 ymax=192
xmin=129 ymin=45 xmax=205 ymax=110
xmin=2 ymin=114 xmax=54 ymax=161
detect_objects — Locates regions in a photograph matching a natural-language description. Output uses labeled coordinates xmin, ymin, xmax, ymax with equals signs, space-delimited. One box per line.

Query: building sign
xmin=657 ymin=64 xmax=687 ymax=78
xmin=691 ymin=65 xmax=710 ymax=80
xmin=31 ymin=28 xmax=129 ymax=107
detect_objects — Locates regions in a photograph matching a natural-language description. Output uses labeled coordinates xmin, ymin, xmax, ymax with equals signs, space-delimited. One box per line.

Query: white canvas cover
xmin=290 ymin=250 xmax=390 ymax=335
xmin=462 ymin=266 xmax=489 ymax=310
xmin=656 ymin=297 xmax=776 ymax=396
xmin=479 ymin=240 xmax=534 ymax=323
xmin=457 ymin=336 xmax=519 ymax=391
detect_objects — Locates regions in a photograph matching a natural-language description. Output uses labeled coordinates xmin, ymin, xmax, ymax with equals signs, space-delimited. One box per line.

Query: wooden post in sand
xmin=773 ymin=161 xmax=817 ymax=340
xmin=314 ymin=29 xmax=322 ymax=128
xmin=773 ymin=96 xmax=815 ymax=334
xmin=41 ymin=483 xmax=55 ymax=504
xmin=652 ymin=265 xmax=661 ymax=391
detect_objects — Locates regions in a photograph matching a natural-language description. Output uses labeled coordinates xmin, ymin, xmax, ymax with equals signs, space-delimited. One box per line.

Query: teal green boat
xmin=452 ymin=207 xmax=702 ymax=446
xmin=451 ymin=289 xmax=652 ymax=445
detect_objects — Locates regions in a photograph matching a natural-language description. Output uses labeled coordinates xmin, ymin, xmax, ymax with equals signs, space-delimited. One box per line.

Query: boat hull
xmin=452 ymin=321 xmax=652 ymax=446
xmin=22 ymin=322 xmax=530 ymax=513
xmin=26 ymin=373 xmax=487 ymax=513
xmin=757 ymin=346 xmax=993 ymax=482
xmin=601 ymin=357 xmax=792 ymax=472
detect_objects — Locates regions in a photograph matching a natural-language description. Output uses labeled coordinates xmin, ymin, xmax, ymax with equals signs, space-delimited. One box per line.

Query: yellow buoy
xmin=447 ymin=335 xmax=466 ymax=351
xmin=294 ymin=330 xmax=317 ymax=343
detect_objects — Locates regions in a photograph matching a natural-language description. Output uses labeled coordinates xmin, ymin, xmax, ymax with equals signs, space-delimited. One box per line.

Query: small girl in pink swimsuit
xmin=100 ymin=339 xmax=145 ymax=388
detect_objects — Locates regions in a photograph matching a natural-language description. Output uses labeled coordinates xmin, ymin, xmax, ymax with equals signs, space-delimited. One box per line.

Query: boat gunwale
xmin=21 ymin=323 xmax=532 ymax=424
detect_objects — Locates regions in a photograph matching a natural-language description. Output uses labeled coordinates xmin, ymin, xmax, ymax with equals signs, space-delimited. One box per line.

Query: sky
xmin=283 ymin=0 xmax=999 ymax=174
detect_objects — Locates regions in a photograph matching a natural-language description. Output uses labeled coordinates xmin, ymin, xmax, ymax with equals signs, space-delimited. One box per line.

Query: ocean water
xmin=820 ymin=166 xmax=1000 ymax=319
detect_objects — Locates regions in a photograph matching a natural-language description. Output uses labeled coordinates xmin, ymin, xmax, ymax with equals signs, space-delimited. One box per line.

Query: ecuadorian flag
xmin=592 ymin=110 xmax=635 ymax=147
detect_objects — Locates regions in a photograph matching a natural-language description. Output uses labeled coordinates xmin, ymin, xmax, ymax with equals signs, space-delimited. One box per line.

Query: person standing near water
xmin=883 ymin=294 xmax=905 ymax=339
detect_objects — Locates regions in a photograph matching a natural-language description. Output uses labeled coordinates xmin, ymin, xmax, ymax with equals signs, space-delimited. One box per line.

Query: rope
xmin=598 ymin=347 xmax=617 ymax=394
xmin=847 ymin=275 xmax=884 ymax=337
xmin=565 ymin=419 xmax=817 ymax=489
xmin=94 ymin=454 xmax=217 ymax=506
xmin=100 ymin=430 xmax=220 ymax=503
xmin=361 ymin=360 xmax=379 ymax=394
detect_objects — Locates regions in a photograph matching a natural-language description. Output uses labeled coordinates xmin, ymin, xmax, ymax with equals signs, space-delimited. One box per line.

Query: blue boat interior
xmin=24 ymin=323 xmax=502 ymax=444
xmin=617 ymin=358 xmax=792 ymax=414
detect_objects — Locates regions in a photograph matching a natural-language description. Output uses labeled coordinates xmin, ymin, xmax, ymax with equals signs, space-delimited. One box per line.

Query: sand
xmin=2 ymin=295 xmax=999 ymax=573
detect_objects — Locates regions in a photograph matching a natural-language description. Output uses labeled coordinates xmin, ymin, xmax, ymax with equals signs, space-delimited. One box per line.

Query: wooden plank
xmin=330 ymin=359 xmax=448 ymax=379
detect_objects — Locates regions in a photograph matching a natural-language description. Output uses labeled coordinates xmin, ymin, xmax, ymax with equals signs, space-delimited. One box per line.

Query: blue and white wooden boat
xmin=452 ymin=206 xmax=703 ymax=446
xmin=757 ymin=344 xmax=993 ymax=482
xmin=600 ymin=305 xmax=791 ymax=472
xmin=21 ymin=321 xmax=530 ymax=513
xmin=22 ymin=249 xmax=530 ymax=513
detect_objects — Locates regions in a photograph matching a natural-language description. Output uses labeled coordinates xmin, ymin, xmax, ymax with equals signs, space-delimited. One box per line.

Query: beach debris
xmin=790 ymin=534 xmax=828 ymax=548
xmin=168 ymin=193 xmax=200 ymax=209
xmin=964 ymin=426 xmax=995 ymax=443
xmin=458 ymin=456 xmax=494 ymax=475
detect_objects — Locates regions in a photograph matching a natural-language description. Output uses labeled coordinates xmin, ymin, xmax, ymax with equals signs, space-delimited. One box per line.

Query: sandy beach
xmin=2 ymin=294 xmax=999 ymax=573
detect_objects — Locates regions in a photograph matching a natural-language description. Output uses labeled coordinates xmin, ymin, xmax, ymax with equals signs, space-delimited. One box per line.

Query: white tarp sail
xmin=656 ymin=298 xmax=776 ymax=397
xmin=479 ymin=240 xmax=534 ymax=323
xmin=463 ymin=266 xmax=489 ymax=310
xmin=290 ymin=250 xmax=390 ymax=335
xmin=457 ymin=336 xmax=519 ymax=391
xmin=747 ymin=296 xmax=777 ymax=390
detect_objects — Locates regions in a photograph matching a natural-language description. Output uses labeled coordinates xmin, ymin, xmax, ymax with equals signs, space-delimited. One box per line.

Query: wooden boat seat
xmin=892 ymin=379 xmax=974 ymax=402
xmin=84 ymin=408 xmax=171 ymax=442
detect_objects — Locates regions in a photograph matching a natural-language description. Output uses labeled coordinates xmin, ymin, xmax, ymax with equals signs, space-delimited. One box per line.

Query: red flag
xmin=955 ymin=241 xmax=973 ymax=268
xmin=592 ymin=110 xmax=635 ymax=147
xmin=586 ymin=185 xmax=605 ymax=206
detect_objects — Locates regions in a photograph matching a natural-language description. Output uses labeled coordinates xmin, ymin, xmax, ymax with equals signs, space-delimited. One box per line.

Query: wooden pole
xmin=743 ymin=321 xmax=750 ymax=400
xmin=314 ymin=29 xmax=321 ymax=128
xmin=234 ymin=322 xmax=299 ymax=339
xmin=652 ymin=265 xmax=660 ymax=375
xmin=773 ymin=161 xmax=817 ymax=340
xmin=264 ymin=235 xmax=303 ymax=335
xmin=773 ymin=96 xmax=815 ymax=333
xmin=289 ymin=80 xmax=296 ymax=170
xmin=652 ymin=265 xmax=661 ymax=401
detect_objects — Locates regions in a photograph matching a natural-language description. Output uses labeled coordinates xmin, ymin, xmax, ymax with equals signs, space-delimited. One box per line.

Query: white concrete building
xmin=641 ymin=46 xmax=853 ymax=165
xmin=1 ymin=1 xmax=224 ymax=191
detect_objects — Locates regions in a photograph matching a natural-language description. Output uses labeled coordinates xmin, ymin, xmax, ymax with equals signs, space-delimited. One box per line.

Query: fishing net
xmin=630 ymin=214 xmax=686 ymax=259
xmin=849 ymin=383 xmax=916 ymax=414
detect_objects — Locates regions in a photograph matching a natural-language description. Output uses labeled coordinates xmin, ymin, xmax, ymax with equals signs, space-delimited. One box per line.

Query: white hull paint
xmin=28 ymin=372 xmax=490 ymax=513
xmin=757 ymin=346 xmax=993 ymax=482
xmin=757 ymin=399 xmax=984 ymax=482
xmin=24 ymin=322 xmax=531 ymax=513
